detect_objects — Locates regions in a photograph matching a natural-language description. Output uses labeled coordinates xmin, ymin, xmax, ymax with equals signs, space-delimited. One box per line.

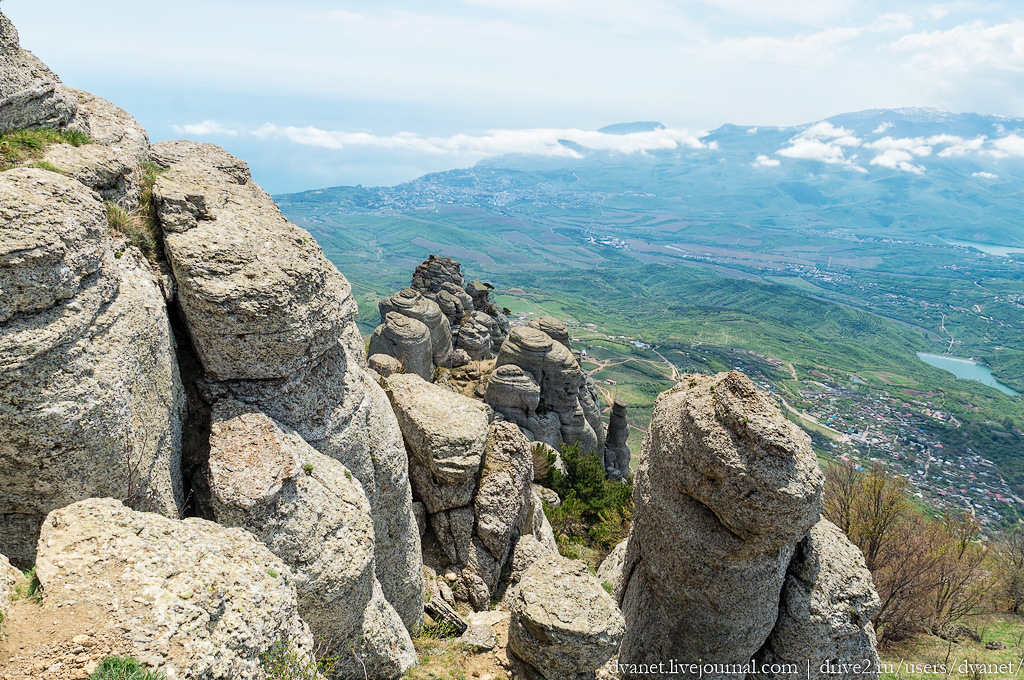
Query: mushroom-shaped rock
xmin=485 ymin=364 xmax=542 ymax=421
xmin=379 ymin=288 xmax=453 ymax=366
xmin=509 ymin=554 xmax=625 ymax=680
xmin=0 ymin=11 xmax=78 ymax=133
xmin=752 ymin=519 xmax=881 ymax=680
xmin=456 ymin=313 xmax=493 ymax=360
xmin=369 ymin=312 xmax=434 ymax=381
xmin=411 ymin=254 xmax=465 ymax=294
xmin=153 ymin=140 xmax=354 ymax=381
xmin=35 ymin=499 xmax=317 ymax=678
xmin=617 ymin=372 xmax=824 ymax=679
xmin=0 ymin=170 xmax=184 ymax=567
xmin=384 ymin=373 xmax=491 ymax=513
xmin=528 ymin=316 xmax=571 ymax=349
xmin=202 ymin=399 xmax=416 ymax=679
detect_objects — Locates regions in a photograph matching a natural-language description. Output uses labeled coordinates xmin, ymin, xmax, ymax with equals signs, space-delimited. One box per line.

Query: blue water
xmin=916 ymin=352 xmax=1019 ymax=396
xmin=940 ymin=238 xmax=1024 ymax=257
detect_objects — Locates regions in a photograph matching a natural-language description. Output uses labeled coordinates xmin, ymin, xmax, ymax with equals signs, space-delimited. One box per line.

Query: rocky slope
xmin=0 ymin=10 xmax=881 ymax=680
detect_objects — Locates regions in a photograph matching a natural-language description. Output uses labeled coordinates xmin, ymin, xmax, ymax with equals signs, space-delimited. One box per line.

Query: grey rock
xmin=450 ymin=347 xmax=471 ymax=367
xmin=411 ymin=253 xmax=465 ymax=295
xmin=35 ymin=498 xmax=318 ymax=679
xmin=369 ymin=312 xmax=433 ymax=381
xmin=617 ymin=372 xmax=824 ymax=679
xmin=596 ymin=539 xmax=628 ymax=595
xmin=384 ymin=373 xmax=490 ymax=514
xmin=202 ymin=399 xmax=415 ymax=679
xmin=604 ymin=398 xmax=631 ymax=479
xmin=379 ymin=288 xmax=453 ymax=367
xmin=368 ymin=353 xmax=405 ymax=378
xmin=461 ymin=624 xmax=497 ymax=651
xmin=456 ymin=312 xmax=493 ymax=360
xmin=474 ymin=422 xmax=534 ymax=561
xmin=0 ymin=552 xmax=19 ymax=633
xmin=485 ymin=364 xmax=542 ymax=421
xmin=412 ymin=501 xmax=428 ymax=538
xmin=0 ymin=11 xmax=78 ymax=133
xmin=154 ymin=140 xmax=354 ymax=381
xmin=0 ymin=170 xmax=184 ymax=567
xmin=753 ymin=519 xmax=881 ymax=680
xmin=508 ymin=554 xmax=626 ymax=680
xmin=528 ymin=316 xmax=571 ymax=350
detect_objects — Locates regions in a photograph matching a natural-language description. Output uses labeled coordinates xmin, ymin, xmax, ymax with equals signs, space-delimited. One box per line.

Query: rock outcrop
xmin=616 ymin=371 xmax=825 ymax=679
xmin=35 ymin=498 xmax=317 ymax=678
xmin=488 ymin=326 xmax=604 ymax=455
xmin=202 ymin=399 xmax=416 ymax=679
xmin=379 ymin=288 xmax=453 ymax=367
xmin=508 ymin=553 xmax=625 ymax=680
xmin=604 ymin=398 xmax=631 ymax=479
xmin=0 ymin=12 xmax=77 ymax=133
xmin=596 ymin=538 xmax=628 ymax=595
xmin=368 ymin=312 xmax=434 ymax=381
xmin=152 ymin=140 xmax=424 ymax=630
xmin=0 ymin=553 xmax=18 ymax=633
xmin=753 ymin=519 xmax=881 ymax=679
xmin=0 ymin=169 xmax=184 ymax=567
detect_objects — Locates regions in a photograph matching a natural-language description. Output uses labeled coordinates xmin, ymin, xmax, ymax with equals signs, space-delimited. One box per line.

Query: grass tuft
xmin=105 ymin=200 xmax=160 ymax=261
xmin=90 ymin=656 xmax=166 ymax=680
xmin=0 ymin=126 xmax=92 ymax=171
xmin=15 ymin=567 xmax=42 ymax=605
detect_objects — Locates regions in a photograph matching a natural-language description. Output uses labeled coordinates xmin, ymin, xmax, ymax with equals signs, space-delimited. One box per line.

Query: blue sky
xmin=5 ymin=0 xmax=1024 ymax=192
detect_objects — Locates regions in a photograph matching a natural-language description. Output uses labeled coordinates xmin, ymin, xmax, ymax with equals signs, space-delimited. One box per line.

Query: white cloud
xmin=973 ymin=171 xmax=998 ymax=178
xmin=872 ymin=122 xmax=894 ymax=134
xmin=172 ymin=119 xmax=239 ymax=137
xmin=990 ymin=134 xmax=1024 ymax=157
xmin=747 ymin=127 xmax=758 ymax=134
xmin=252 ymin=124 xmax=712 ymax=158
xmin=891 ymin=20 xmax=1024 ymax=74
xmin=873 ymin=13 xmax=914 ymax=32
xmin=752 ymin=154 xmax=780 ymax=167
xmin=709 ymin=27 xmax=864 ymax=65
xmin=935 ymin=135 xmax=986 ymax=156
xmin=775 ymin=121 xmax=865 ymax=170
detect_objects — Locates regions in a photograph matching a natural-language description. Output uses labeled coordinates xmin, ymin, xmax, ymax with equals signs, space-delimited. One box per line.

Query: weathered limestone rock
xmin=474 ymin=422 xmax=534 ymax=562
xmin=492 ymin=326 xmax=603 ymax=454
xmin=0 ymin=169 xmax=184 ymax=567
xmin=753 ymin=519 xmax=881 ymax=680
xmin=0 ymin=553 xmax=19 ymax=633
xmin=528 ymin=316 xmax=571 ymax=349
xmin=368 ymin=353 xmax=405 ymax=378
xmin=368 ymin=312 xmax=433 ymax=381
xmin=379 ymin=288 xmax=454 ymax=367
xmin=153 ymin=141 xmax=423 ymax=630
xmin=384 ymin=373 xmax=490 ymax=514
xmin=42 ymin=89 xmax=151 ymax=208
xmin=202 ymin=399 xmax=416 ymax=679
xmin=0 ymin=11 xmax=78 ymax=133
xmin=456 ymin=312 xmax=493 ymax=360
xmin=508 ymin=554 xmax=625 ymax=680
xmin=411 ymin=253 xmax=464 ymax=294
xmin=486 ymin=364 xmax=542 ymax=420
xmin=604 ymin=398 xmax=631 ymax=479
xmin=596 ymin=538 xmax=628 ymax=595
xmin=617 ymin=372 xmax=824 ymax=680
xmin=153 ymin=140 xmax=353 ymax=381
xmin=36 ymin=499 xmax=317 ymax=678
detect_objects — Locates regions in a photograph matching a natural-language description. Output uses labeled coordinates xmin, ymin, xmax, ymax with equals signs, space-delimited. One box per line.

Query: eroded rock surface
xmin=202 ymin=399 xmax=415 ymax=679
xmin=508 ymin=553 xmax=625 ymax=680
xmin=35 ymin=499 xmax=317 ymax=679
xmin=604 ymin=398 xmax=631 ymax=479
xmin=0 ymin=11 xmax=77 ymax=133
xmin=369 ymin=312 xmax=433 ymax=381
xmin=0 ymin=169 xmax=184 ymax=567
xmin=617 ymin=371 xmax=824 ymax=679
xmin=0 ymin=553 xmax=19 ymax=633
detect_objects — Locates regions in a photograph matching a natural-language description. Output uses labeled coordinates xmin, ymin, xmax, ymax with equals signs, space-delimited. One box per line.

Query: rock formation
xmin=378 ymin=287 xmax=453 ymax=366
xmin=368 ymin=312 xmax=434 ymax=380
xmin=201 ymin=399 xmax=416 ymax=679
xmin=35 ymin=498 xmax=317 ymax=678
xmin=0 ymin=169 xmax=184 ymax=567
xmin=0 ymin=12 xmax=77 ymax=133
xmin=152 ymin=140 xmax=424 ymax=629
xmin=604 ymin=398 xmax=631 ymax=479
xmin=752 ymin=518 xmax=881 ymax=679
xmin=0 ymin=553 xmax=18 ymax=633
xmin=596 ymin=538 xmax=629 ymax=594
xmin=487 ymin=326 xmax=604 ymax=455
xmin=616 ymin=371 xmax=825 ymax=679
xmin=508 ymin=553 xmax=625 ymax=680
xmin=385 ymin=373 xmax=551 ymax=610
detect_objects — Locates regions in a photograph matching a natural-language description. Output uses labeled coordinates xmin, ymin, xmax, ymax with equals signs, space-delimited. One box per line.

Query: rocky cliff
xmin=0 ymin=11 xmax=881 ymax=680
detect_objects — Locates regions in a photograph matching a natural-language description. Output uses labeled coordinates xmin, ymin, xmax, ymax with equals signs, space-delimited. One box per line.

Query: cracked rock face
xmin=379 ymin=287 xmax=454 ymax=367
xmin=35 ymin=499 xmax=317 ymax=679
xmin=508 ymin=553 xmax=625 ymax=680
xmin=617 ymin=371 xmax=824 ymax=680
xmin=0 ymin=11 xmax=78 ymax=133
xmin=154 ymin=141 xmax=423 ymax=630
xmin=202 ymin=400 xmax=416 ymax=680
xmin=0 ymin=169 xmax=184 ymax=567
xmin=369 ymin=312 xmax=434 ymax=381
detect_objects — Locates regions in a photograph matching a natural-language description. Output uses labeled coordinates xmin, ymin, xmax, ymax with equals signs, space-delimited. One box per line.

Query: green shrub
xmin=0 ymin=126 xmax=91 ymax=171
xmin=90 ymin=656 xmax=166 ymax=680
xmin=15 ymin=567 xmax=42 ymax=604
xmin=260 ymin=640 xmax=337 ymax=680
xmin=105 ymin=201 xmax=159 ymax=261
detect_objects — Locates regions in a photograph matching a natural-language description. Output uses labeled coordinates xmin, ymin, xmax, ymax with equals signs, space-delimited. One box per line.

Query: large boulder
xmin=0 ymin=553 xmax=19 ymax=634
xmin=411 ymin=253 xmax=464 ymax=294
xmin=474 ymin=422 xmax=534 ymax=563
xmin=153 ymin=140 xmax=353 ymax=381
xmin=153 ymin=141 xmax=423 ymax=630
xmin=0 ymin=11 xmax=78 ymax=133
xmin=596 ymin=538 xmax=628 ymax=595
xmin=35 ymin=499 xmax=318 ymax=678
xmin=617 ymin=372 xmax=824 ymax=679
xmin=202 ymin=399 xmax=416 ymax=679
xmin=508 ymin=553 xmax=625 ymax=680
xmin=0 ymin=169 xmax=184 ymax=567
xmin=456 ymin=312 xmax=493 ymax=360
xmin=753 ymin=519 xmax=881 ymax=679
xmin=368 ymin=312 xmax=433 ymax=381
xmin=378 ymin=288 xmax=453 ymax=366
